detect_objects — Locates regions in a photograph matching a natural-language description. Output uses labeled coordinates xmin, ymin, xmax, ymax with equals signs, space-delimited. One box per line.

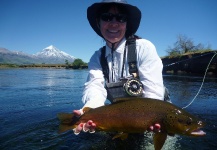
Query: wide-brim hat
xmin=87 ymin=0 xmax=141 ymax=38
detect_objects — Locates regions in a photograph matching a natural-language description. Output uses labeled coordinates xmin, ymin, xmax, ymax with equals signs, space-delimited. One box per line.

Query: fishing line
xmin=182 ymin=52 xmax=217 ymax=109
xmin=163 ymin=51 xmax=217 ymax=108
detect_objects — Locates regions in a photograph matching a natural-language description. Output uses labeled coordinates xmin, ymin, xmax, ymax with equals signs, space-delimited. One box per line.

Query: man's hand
xmin=72 ymin=110 xmax=96 ymax=135
xmin=148 ymin=123 xmax=161 ymax=132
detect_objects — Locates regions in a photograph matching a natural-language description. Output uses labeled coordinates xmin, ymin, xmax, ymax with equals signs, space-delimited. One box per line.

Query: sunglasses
xmin=100 ymin=13 xmax=127 ymax=23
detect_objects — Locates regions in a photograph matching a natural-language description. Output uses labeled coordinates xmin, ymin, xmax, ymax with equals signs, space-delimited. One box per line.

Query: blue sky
xmin=1 ymin=0 xmax=217 ymax=62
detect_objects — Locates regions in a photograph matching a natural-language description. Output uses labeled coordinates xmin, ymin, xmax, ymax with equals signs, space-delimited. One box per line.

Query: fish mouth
xmin=190 ymin=120 xmax=206 ymax=136
xmin=191 ymin=129 xmax=206 ymax=136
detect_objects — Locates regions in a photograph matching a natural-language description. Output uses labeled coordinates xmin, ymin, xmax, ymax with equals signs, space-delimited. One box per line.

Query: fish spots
xmin=143 ymin=122 xmax=147 ymax=127
xmin=186 ymin=119 xmax=192 ymax=125
xmin=154 ymin=116 xmax=158 ymax=121
xmin=118 ymin=106 xmax=125 ymax=111
xmin=165 ymin=114 xmax=177 ymax=127
xmin=166 ymin=109 xmax=171 ymax=113
xmin=178 ymin=118 xmax=184 ymax=123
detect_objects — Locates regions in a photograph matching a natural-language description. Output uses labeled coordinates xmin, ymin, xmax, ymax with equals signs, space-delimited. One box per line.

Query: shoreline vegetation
xmin=1 ymin=51 xmax=217 ymax=76
xmin=162 ymin=51 xmax=217 ymax=76
xmin=0 ymin=58 xmax=88 ymax=69
xmin=0 ymin=64 xmax=88 ymax=69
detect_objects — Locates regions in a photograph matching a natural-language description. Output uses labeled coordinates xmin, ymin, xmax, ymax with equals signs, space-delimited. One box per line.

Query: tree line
xmin=65 ymin=58 xmax=87 ymax=69
xmin=166 ymin=34 xmax=212 ymax=57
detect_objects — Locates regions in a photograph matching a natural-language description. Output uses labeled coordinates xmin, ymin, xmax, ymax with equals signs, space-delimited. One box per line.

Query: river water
xmin=0 ymin=68 xmax=216 ymax=150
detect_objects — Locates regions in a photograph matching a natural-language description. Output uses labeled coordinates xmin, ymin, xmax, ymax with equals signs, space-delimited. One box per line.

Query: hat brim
xmin=87 ymin=2 xmax=141 ymax=38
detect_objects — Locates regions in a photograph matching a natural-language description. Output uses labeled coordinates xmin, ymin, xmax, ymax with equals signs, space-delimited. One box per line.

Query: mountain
xmin=33 ymin=45 xmax=75 ymax=64
xmin=0 ymin=46 xmax=76 ymax=64
xmin=0 ymin=47 xmax=38 ymax=64
xmin=0 ymin=48 xmax=11 ymax=54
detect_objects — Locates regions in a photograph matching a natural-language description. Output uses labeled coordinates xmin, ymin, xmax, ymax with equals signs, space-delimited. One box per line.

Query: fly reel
xmin=123 ymin=78 xmax=143 ymax=97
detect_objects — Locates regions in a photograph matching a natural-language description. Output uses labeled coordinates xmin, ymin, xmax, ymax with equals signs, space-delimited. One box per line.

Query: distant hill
xmin=0 ymin=47 xmax=39 ymax=64
xmin=0 ymin=45 xmax=76 ymax=64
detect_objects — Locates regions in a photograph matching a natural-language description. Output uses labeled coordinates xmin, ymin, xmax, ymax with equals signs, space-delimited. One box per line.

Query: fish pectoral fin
xmin=153 ymin=132 xmax=167 ymax=150
xmin=112 ymin=132 xmax=128 ymax=140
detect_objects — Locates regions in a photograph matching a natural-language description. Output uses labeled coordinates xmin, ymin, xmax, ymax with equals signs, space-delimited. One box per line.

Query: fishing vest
xmin=100 ymin=36 xmax=138 ymax=82
xmin=100 ymin=36 xmax=171 ymax=103
xmin=100 ymin=36 xmax=144 ymax=103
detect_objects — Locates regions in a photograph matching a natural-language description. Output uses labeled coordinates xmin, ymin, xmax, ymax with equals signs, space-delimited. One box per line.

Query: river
xmin=0 ymin=68 xmax=216 ymax=150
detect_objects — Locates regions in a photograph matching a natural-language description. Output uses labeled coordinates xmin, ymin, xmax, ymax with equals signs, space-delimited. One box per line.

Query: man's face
xmin=99 ymin=6 xmax=127 ymax=44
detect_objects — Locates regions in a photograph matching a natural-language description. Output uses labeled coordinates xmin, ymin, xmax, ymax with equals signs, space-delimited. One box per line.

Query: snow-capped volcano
xmin=34 ymin=45 xmax=75 ymax=64
xmin=0 ymin=45 xmax=76 ymax=64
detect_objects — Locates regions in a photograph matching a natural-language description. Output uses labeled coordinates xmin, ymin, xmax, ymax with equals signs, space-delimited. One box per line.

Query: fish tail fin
xmin=57 ymin=113 xmax=75 ymax=122
xmin=58 ymin=124 xmax=75 ymax=134
xmin=57 ymin=113 xmax=78 ymax=134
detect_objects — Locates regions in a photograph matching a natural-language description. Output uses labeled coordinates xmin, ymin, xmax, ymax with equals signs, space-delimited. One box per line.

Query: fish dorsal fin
xmin=153 ymin=132 xmax=167 ymax=150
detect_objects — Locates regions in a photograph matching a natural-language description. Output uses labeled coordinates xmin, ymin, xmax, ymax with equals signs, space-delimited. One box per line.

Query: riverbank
xmin=0 ymin=64 xmax=88 ymax=69
xmin=162 ymin=51 xmax=217 ymax=75
xmin=1 ymin=51 xmax=217 ymax=75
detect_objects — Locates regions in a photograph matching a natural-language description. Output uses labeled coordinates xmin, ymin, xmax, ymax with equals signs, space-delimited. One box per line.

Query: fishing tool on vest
xmin=100 ymin=36 xmax=144 ymax=102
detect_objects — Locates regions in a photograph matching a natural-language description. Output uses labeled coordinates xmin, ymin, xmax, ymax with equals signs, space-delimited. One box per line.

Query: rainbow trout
xmin=58 ymin=97 xmax=205 ymax=150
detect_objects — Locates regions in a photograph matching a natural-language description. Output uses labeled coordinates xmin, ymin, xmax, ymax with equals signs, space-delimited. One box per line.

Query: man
xmin=73 ymin=0 xmax=166 ymax=134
